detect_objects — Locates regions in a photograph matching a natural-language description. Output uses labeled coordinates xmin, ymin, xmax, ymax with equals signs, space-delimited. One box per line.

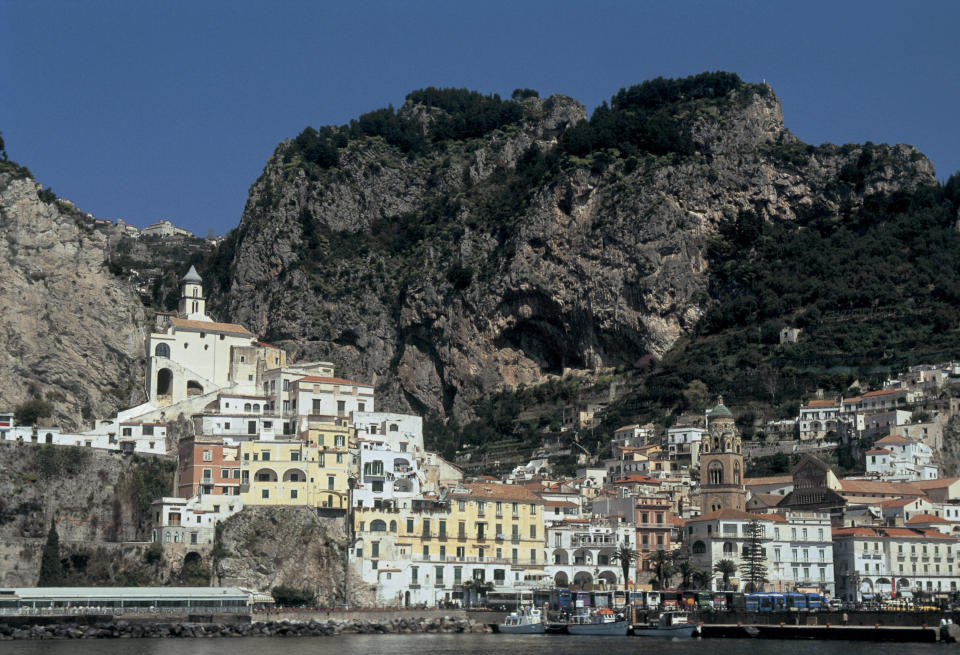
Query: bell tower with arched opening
xmin=698 ymin=395 xmax=745 ymax=512
xmin=178 ymin=265 xmax=209 ymax=321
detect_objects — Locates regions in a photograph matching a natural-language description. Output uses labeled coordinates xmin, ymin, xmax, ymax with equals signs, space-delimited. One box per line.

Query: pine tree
xmin=38 ymin=522 xmax=64 ymax=586
xmin=739 ymin=519 xmax=769 ymax=592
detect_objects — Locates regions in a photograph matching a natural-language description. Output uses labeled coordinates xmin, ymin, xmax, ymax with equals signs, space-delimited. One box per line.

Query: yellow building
xmin=239 ymin=436 xmax=352 ymax=510
xmin=353 ymin=483 xmax=546 ymax=568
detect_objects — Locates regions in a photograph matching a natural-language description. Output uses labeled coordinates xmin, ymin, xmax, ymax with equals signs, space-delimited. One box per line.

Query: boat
xmin=565 ymin=607 xmax=629 ymax=636
xmin=498 ymin=605 xmax=546 ymax=634
xmin=632 ymin=611 xmax=701 ymax=637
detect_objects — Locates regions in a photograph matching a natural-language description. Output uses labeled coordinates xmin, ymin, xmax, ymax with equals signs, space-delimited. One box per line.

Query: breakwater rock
xmin=0 ymin=616 xmax=492 ymax=640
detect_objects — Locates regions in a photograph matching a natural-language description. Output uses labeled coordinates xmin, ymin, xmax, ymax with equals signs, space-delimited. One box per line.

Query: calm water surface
xmin=0 ymin=634 xmax=947 ymax=655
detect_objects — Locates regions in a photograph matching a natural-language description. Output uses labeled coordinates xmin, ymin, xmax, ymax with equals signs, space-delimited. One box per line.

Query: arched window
xmin=723 ymin=542 xmax=735 ymax=554
xmin=370 ymin=520 xmax=387 ymax=532
xmin=389 ymin=424 xmax=399 ymax=432
xmin=155 ymin=343 xmax=170 ymax=358
xmin=708 ymin=460 xmax=724 ymax=485
xmin=253 ymin=404 xmax=260 ymax=412
xmin=389 ymin=520 xmax=397 ymax=532
xmin=692 ymin=541 xmax=706 ymax=554
xmin=734 ymin=461 xmax=741 ymax=485
xmin=244 ymin=403 xmax=252 ymax=412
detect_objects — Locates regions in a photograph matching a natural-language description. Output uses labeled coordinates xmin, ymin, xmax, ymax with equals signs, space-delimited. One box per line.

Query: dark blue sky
xmin=2 ymin=0 xmax=957 ymax=237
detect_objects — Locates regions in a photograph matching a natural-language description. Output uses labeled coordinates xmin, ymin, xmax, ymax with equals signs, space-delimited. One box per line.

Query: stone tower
xmin=178 ymin=265 xmax=209 ymax=321
xmin=699 ymin=395 xmax=745 ymax=512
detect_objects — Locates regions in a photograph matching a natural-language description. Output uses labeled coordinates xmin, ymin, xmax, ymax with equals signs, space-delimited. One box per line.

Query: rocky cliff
xmin=217 ymin=78 xmax=936 ymax=419
xmin=0 ymin=168 xmax=148 ymax=428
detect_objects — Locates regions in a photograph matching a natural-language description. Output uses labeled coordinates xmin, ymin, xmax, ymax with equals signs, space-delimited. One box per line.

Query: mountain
xmin=0 ymin=159 xmax=148 ymax=428
xmin=206 ymin=73 xmax=937 ymax=423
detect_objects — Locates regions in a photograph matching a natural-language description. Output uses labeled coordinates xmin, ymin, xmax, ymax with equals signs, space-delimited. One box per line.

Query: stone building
xmin=698 ymin=397 xmax=745 ymax=512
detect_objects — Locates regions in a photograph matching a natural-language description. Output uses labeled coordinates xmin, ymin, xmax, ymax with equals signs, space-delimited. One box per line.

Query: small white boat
xmin=632 ymin=611 xmax=700 ymax=638
xmin=565 ymin=608 xmax=629 ymax=636
xmin=498 ymin=606 xmax=545 ymax=634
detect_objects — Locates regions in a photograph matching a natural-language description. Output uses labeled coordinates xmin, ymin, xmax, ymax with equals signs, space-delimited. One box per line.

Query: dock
xmin=700 ymin=623 xmax=942 ymax=642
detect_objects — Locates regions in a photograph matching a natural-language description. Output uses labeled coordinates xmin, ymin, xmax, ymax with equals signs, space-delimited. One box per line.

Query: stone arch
xmin=389 ymin=520 xmax=397 ymax=532
xmin=254 ymin=468 xmax=278 ymax=482
xmin=370 ymin=519 xmax=387 ymax=532
xmin=155 ymin=343 xmax=170 ymax=358
xmin=554 ymin=549 xmax=570 ymax=565
xmin=573 ymin=571 xmax=593 ymax=588
xmin=186 ymin=380 xmax=203 ymax=397
xmin=573 ymin=548 xmax=592 ymax=565
xmin=394 ymin=478 xmax=414 ymax=493
xmin=708 ymin=460 xmax=724 ymax=485
xmin=45 ymin=433 xmax=53 ymax=444
xmin=597 ymin=547 xmax=617 ymax=566
xmin=598 ymin=570 xmax=618 ymax=586
xmin=554 ymin=571 xmax=570 ymax=587
xmin=244 ymin=403 xmax=252 ymax=412
xmin=393 ymin=457 xmax=411 ymax=471
xmin=282 ymin=468 xmax=307 ymax=482
xmin=156 ymin=368 xmax=173 ymax=398
xmin=692 ymin=540 xmax=706 ymax=554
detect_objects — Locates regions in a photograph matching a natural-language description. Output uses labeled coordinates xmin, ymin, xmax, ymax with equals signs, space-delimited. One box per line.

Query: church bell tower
xmin=178 ymin=265 xmax=209 ymax=321
xmin=699 ymin=395 xmax=746 ymax=512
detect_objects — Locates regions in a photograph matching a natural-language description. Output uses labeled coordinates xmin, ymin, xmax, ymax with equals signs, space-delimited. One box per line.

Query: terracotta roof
xmin=669 ymin=516 xmax=687 ymax=527
xmin=614 ymin=474 xmax=661 ymax=485
xmin=448 ymin=483 xmax=543 ymax=503
xmin=255 ymin=340 xmax=282 ymax=350
xmin=843 ymin=396 xmax=863 ymax=404
xmin=296 ymin=376 xmax=371 ymax=387
xmin=878 ymin=498 xmax=915 ymax=508
xmin=833 ymin=526 xmax=956 ymax=540
xmin=169 ymin=317 xmax=254 ymax=336
xmin=805 ymin=399 xmax=839 ymax=408
xmin=863 ymin=389 xmax=903 ymax=397
xmin=906 ymin=514 xmax=950 ymax=524
xmin=838 ymin=479 xmax=925 ymax=496
xmin=913 ymin=477 xmax=960 ymax=490
xmin=866 ymin=448 xmax=891 ymax=455
xmin=544 ymin=500 xmax=578 ymax=508
xmin=744 ymin=475 xmax=793 ymax=486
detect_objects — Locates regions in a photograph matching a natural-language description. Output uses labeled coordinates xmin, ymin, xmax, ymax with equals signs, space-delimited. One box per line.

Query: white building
xmin=353 ymin=412 xmax=425 ymax=509
xmin=151 ymin=494 xmax=243 ymax=545
xmin=665 ymin=425 xmax=704 ymax=466
xmin=865 ymin=435 xmax=937 ymax=482
xmin=686 ymin=508 xmax=835 ymax=595
xmin=545 ymin=518 xmax=636 ymax=590
xmin=833 ymin=525 xmax=960 ymax=602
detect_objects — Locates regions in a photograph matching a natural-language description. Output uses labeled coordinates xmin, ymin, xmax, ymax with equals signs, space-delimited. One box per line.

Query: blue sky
xmin=1 ymin=0 xmax=958 ymax=237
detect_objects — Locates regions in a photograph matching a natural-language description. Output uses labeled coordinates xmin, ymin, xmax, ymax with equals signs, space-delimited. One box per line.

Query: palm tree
xmin=610 ymin=544 xmax=638 ymax=591
xmin=675 ymin=558 xmax=699 ymax=590
xmin=714 ymin=559 xmax=737 ymax=591
xmin=692 ymin=569 xmax=712 ymax=590
xmin=648 ymin=549 xmax=675 ymax=590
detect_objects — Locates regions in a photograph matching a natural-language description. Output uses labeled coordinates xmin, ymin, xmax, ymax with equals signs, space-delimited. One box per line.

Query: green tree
xmin=648 ymin=550 xmax=675 ymax=589
xmin=739 ymin=520 xmax=769 ymax=592
xmin=682 ymin=380 xmax=710 ymax=412
xmin=713 ymin=559 xmax=737 ymax=591
xmin=692 ymin=569 xmax=712 ymax=590
xmin=610 ymin=543 xmax=638 ymax=590
xmin=675 ymin=558 xmax=699 ymax=590
xmin=15 ymin=398 xmax=53 ymax=426
xmin=38 ymin=522 xmax=64 ymax=586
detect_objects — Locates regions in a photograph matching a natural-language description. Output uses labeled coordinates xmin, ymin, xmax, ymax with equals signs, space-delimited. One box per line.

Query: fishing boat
xmin=498 ymin=605 xmax=545 ymax=634
xmin=565 ymin=607 xmax=629 ymax=636
xmin=632 ymin=611 xmax=700 ymax=637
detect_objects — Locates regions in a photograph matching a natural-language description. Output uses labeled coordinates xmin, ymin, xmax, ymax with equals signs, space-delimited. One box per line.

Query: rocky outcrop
xmin=0 ymin=172 xmax=148 ymax=429
xmin=219 ymin=84 xmax=935 ymax=419
xmin=215 ymin=507 xmax=371 ymax=606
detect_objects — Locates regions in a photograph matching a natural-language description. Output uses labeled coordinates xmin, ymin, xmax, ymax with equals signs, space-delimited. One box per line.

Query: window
xmin=291 ymin=451 xmax=300 ymax=461
xmin=456 ymin=546 xmax=465 ymax=559
xmin=248 ymin=421 xmax=257 ymax=435
xmin=530 ymin=503 xmax=536 ymax=515
xmin=220 ymin=468 xmax=229 ymax=479
xmin=142 ymin=425 xmax=154 ymax=436
xmin=262 ymin=451 xmax=270 ymax=461
xmin=290 ymin=489 xmax=298 ymax=500
xmin=358 ymin=402 xmax=365 ymax=412
xmin=407 ymin=518 xmax=415 ymax=533
xmin=337 ymin=400 xmax=346 ymax=415
xmin=371 ymin=542 xmax=379 ymax=558
xmin=411 ymin=567 xmax=418 ymax=585
xmin=335 ymin=435 xmax=345 ymax=447
xmin=261 ymin=489 xmax=269 ymax=499
xmin=435 ymin=566 xmax=443 ymax=585
xmin=155 ymin=343 xmax=170 ymax=358
xmin=459 ymin=500 xmax=466 ymax=511
xmin=530 ymin=549 xmax=536 ymax=563
xmin=372 ymin=481 xmax=383 ymax=492
xmin=312 ymin=399 xmax=322 ymax=412
xmin=328 ymin=476 xmax=335 ymax=490
xmin=122 ymin=427 xmax=132 ymax=437
xmin=692 ymin=541 xmax=706 ymax=554
xmin=336 ymin=453 xmax=343 ymax=463
xmin=423 ymin=545 xmax=430 ymax=559
xmin=530 ymin=525 xmax=536 ymax=539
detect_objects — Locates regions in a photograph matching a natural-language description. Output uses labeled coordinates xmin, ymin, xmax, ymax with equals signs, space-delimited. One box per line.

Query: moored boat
xmin=565 ymin=607 xmax=629 ymax=636
xmin=498 ymin=606 xmax=546 ymax=634
xmin=632 ymin=610 xmax=700 ymax=637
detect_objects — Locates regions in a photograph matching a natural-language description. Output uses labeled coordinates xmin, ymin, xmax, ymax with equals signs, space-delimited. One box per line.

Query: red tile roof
xmin=805 ymin=399 xmax=839 ymax=408
xmin=906 ymin=514 xmax=950 ymax=524
xmin=875 ymin=434 xmax=912 ymax=445
xmin=296 ymin=376 xmax=371 ymax=387
xmin=613 ymin=474 xmax=661 ymax=485
xmin=866 ymin=448 xmax=891 ymax=455
xmin=449 ymin=483 xmax=543 ymax=503
xmin=170 ymin=317 xmax=254 ymax=336
xmin=913 ymin=477 xmax=960 ymax=489
xmin=744 ymin=475 xmax=793 ymax=486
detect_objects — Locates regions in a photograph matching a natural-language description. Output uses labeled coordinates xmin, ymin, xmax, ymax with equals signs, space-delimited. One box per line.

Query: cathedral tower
xmin=699 ymin=395 xmax=745 ymax=512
